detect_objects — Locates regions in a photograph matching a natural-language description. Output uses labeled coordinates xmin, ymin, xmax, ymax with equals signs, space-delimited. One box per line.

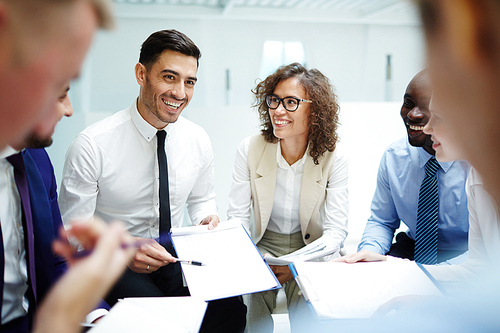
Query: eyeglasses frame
xmin=265 ymin=94 xmax=313 ymax=112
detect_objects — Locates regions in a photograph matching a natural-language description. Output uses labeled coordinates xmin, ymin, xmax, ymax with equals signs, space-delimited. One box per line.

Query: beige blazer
xmin=247 ymin=134 xmax=337 ymax=245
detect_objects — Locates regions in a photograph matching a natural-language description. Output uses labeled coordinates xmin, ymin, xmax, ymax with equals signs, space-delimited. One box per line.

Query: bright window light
xmin=260 ymin=41 xmax=305 ymax=79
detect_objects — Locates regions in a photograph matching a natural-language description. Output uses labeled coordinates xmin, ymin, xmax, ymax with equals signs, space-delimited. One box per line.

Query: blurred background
xmin=49 ymin=0 xmax=420 ymax=253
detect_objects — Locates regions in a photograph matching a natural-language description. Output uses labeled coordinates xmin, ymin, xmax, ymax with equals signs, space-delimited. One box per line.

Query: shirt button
xmin=305 ymin=234 xmax=310 ymax=240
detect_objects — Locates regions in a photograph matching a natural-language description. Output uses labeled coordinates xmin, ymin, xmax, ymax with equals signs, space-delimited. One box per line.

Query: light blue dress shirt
xmin=358 ymin=137 xmax=470 ymax=255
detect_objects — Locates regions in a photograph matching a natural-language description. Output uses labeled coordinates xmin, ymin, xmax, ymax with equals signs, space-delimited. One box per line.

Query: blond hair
xmin=5 ymin=0 xmax=114 ymax=29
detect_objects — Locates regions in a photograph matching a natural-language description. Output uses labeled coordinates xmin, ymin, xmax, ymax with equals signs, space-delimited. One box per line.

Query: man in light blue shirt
xmin=357 ymin=70 xmax=470 ymax=263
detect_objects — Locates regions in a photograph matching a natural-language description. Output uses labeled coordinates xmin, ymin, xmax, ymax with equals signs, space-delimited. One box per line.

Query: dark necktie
xmin=7 ymin=152 xmax=37 ymax=304
xmin=157 ymin=130 xmax=172 ymax=247
xmin=414 ymin=157 xmax=440 ymax=265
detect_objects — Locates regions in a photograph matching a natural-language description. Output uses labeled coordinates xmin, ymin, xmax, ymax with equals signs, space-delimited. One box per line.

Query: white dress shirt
xmin=59 ymin=101 xmax=218 ymax=238
xmin=227 ymin=136 xmax=348 ymax=253
xmin=267 ymin=140 xmax=307 ymax=235
xmin=424 ymin=168 xmax=500 ymax=292
xmin=0 ymin=147 xmax=29 ymax=324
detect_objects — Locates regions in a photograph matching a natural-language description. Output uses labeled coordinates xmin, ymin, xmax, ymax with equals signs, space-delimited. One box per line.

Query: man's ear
xmin=442 ymin=0 xmax=496 ymax=70
xmin=135 ymin=62 xmax=146 ymax=87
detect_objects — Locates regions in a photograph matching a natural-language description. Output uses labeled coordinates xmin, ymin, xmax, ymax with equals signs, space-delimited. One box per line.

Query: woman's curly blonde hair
xmin=252 ymin=63 xmax=340 ymax=165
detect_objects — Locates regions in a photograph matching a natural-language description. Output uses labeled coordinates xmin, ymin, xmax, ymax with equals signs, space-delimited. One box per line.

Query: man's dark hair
xmin=139 ymin=29 xmax=201 ymax=70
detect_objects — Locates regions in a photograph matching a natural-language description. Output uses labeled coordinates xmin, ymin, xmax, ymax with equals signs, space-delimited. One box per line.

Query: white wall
xmin=46 ymin=14 xmax=423 ymax=251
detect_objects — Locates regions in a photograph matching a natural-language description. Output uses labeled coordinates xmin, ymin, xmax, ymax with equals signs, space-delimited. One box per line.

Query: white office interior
xmin=48 ymin=0 xmax=423 ymax=259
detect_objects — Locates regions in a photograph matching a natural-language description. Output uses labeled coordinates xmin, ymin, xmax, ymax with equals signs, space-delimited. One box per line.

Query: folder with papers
xmin=171 ymin=220 xmax=280 ymax=301
xmin=290 ymin=261 xmax=443 ymax=319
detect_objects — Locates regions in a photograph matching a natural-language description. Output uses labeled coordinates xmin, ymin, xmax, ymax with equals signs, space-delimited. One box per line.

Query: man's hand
xmin=270 ymin=265 xmax=294 ymax=285
xmin=199 ymin=214 xmax=219 ymax=230
xmin=128 ymin=238 xmax=176 ymax=273
xmin=332 ymin=250 xmax=387 ymax=263
xmin=36 ymin=219 xmax=135 ymax=333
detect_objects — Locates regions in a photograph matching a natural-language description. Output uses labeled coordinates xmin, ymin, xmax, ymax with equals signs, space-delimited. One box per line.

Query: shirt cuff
xmin=85 ymin=308 xmax=109 ymax=324
xmin=358 ymin=244 xmax=384 ymax=255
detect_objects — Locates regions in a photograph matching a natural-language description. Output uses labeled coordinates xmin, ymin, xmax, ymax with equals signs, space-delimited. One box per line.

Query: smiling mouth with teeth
xmin=162 ymin=98 xmax=182 ymax=110
xmin=274 ymin=119 xmax=290 ymax=125
xmin=409 ymin=125 xmax=425 ymax=131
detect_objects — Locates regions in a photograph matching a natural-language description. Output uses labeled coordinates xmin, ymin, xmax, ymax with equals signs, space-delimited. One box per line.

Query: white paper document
xmin=291 ymin=261 xmax=442 ymax=319
xmin=88 ymin=297 xmax=207 ymax=333
xmin=264 ymin=241 xmax=339 ymax=266
xmin=171 ymin=220 xmax=280 ymax=301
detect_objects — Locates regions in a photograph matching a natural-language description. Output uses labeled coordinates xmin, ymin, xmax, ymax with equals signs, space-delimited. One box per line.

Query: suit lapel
xmin=299 ymin=155 xmax=324 ymax=233
xmin=254 ymin=142 xmax=278 ymax=234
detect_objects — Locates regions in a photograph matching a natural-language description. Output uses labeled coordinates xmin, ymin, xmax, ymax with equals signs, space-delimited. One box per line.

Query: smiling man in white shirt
xmin=59 ymin=29 xmax=246 ymax=332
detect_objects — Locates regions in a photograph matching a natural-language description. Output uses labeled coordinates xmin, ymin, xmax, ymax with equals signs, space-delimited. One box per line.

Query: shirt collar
xmin=417 ymin=146 xmax=454 ymax=172
xmin=130 ymin=99 xmax=169 ymax=143
xmin=0 ymin=146 xmax=19 ymax=159
xmin=276 ymin=139 xmax=308 ymax=169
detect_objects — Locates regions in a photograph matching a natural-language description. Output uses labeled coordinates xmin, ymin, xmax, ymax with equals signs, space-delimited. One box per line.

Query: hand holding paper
xmin=199 ymin=214 xmax=220 ymax=230
xmin=269 ymin=263 xmax=294 ymax=284
xmin=264 ymin=239 xmax=339 ymax=266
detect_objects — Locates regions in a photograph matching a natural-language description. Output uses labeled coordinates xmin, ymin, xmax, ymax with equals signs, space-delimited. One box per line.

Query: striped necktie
xmin=414 ymin=157 xmax=440 ymax=265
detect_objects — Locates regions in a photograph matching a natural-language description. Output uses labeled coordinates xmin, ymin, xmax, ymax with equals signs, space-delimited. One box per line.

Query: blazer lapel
xmin=254 ymin=142 xmax=278 ymax=234
xmin=299 ymin=155 xmax=324 ymax=233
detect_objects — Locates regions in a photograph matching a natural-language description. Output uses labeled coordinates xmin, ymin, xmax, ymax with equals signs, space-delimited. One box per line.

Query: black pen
xmin=176 ymin=258 xmax=204 ymax=266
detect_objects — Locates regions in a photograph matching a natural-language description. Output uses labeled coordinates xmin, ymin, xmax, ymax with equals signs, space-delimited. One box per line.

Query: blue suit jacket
xmin=23 ymin=148 xmax=67 ymax=302
xmin=0 ymin=148 xmax=66 ymax=328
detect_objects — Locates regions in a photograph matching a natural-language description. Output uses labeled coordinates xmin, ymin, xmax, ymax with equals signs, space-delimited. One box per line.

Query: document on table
xmin=88 ymin=297 xmax=207 ymax=333
xmin=290 ymin=261 xmax=443 ymax=319
xmin=171 ymin=220 xmax=280 ymax=301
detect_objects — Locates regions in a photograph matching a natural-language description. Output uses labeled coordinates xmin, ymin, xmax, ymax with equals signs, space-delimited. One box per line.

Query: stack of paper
xmin=171 ymin=221 xmax=280 ymax=301
xmin=264 ymin=241 xmax=339 ymax=266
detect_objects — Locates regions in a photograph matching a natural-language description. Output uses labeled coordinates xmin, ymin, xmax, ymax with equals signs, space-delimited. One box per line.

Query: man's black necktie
xmin=157 ymin=130 xmax=172 ymax=248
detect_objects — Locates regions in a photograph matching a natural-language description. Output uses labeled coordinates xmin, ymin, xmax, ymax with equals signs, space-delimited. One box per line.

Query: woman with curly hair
xmin=227 ymin=63 xmax=348 ymax=331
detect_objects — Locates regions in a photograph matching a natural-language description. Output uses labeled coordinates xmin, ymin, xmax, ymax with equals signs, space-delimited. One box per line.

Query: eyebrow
xmin=160 ymin=69 xmax=198 ymax=82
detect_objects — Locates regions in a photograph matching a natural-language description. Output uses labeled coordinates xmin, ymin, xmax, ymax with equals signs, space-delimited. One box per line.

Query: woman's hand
xmin=270 ymin=265 xmax=294 ymax=285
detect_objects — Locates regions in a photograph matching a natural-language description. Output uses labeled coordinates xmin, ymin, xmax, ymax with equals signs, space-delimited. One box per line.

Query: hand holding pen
xmin=126 ymin=237 xmax=177 ymax=274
